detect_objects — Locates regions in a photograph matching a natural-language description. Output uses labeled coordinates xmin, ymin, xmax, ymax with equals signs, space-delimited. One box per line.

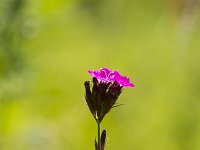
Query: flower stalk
xmin=97 ymin=121 xmax=101 ymax=150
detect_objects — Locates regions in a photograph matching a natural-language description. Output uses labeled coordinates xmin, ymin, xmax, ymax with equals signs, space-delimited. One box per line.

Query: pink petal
xmin=88 ymin=68 xmax=134 ymax=88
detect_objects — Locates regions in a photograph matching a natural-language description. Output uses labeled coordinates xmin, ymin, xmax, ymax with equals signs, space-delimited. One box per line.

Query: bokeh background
xmin=0 ymin=0 xmax=200 ymax=149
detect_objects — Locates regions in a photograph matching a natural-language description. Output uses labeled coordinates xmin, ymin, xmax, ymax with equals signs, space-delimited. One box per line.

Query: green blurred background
xmin=0 ymin=0 xmax=200 ymax=149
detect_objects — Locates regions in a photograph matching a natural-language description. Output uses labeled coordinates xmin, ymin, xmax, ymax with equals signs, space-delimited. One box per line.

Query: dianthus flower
xmin=85 ymin=68 xmax=134 ymax=122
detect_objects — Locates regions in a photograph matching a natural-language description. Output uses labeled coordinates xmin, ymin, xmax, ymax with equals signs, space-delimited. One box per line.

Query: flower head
xmin=88 ymin=68 xmax=134 ymax=87
xmin=84 ymin=68 xmax=134 ymax=122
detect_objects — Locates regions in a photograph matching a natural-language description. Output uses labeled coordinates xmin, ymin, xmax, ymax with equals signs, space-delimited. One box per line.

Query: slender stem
xmin=97 ymin=121 xmax=101 ymax=150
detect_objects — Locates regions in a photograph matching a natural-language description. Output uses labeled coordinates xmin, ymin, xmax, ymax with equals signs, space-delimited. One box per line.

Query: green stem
xmin=97 ymin=121 xmax=101 ymax=150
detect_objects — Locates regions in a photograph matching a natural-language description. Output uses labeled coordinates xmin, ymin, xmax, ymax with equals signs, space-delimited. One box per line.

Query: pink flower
xmin=88 ymin=68 xmax=134 ymax=87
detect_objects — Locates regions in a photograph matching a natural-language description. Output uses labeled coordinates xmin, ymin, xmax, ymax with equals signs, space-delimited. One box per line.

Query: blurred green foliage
xmin=0 ymin=0 xmax=200 ymax=149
